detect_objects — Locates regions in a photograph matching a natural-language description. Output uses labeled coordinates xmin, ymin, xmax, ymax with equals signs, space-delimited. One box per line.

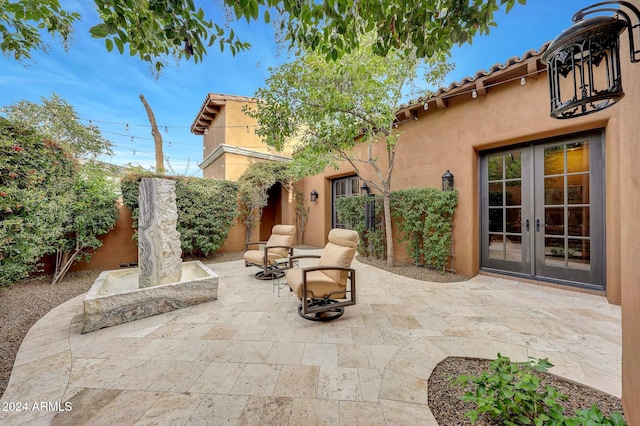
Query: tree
xmin=1 ymin=0 xmax=525 ymax=71
xmin=139 ymin=94 xmax=165 ymax=174
xmin=2 ymin=93 xmax=112 ymax=159
xmin=50 ymin=163 xmax=120 ymax=285
xmin=246 ymin=37 xmax=451 ymax=267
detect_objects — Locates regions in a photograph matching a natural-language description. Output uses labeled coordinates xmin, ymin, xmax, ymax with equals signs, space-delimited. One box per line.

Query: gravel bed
xmin=428 ymin=357 xmax=625 ymax=424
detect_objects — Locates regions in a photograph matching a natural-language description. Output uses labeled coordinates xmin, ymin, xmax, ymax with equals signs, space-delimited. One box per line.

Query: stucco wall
xmin=223 ymin=100 xmax=264 ymax=149
xmin=619 ymin=30 xmax=640 ymax=424
xmin=300 ymin=58 xmax=622 ymax=304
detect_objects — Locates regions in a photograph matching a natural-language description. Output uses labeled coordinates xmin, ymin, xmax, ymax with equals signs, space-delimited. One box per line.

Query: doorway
xmin=480 ymin=131 xmax=605 ymax=290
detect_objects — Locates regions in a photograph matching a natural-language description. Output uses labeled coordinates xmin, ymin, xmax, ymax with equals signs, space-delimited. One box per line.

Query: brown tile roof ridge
xmin=206 ymin=93 xmax=256 ymax=103
xmin=399 ymin=41 xmax=552 ymax=110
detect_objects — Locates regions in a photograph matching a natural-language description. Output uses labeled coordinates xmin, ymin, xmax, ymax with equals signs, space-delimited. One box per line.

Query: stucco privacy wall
xmin=619 ymin=29 xmax=640 ymax=425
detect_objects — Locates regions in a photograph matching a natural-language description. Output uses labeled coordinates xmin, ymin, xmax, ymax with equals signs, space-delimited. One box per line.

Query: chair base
xmin=255 ymin=270 xmax=286 ymax=280
xmin=298 ymin=299 xmax=345 ymax=322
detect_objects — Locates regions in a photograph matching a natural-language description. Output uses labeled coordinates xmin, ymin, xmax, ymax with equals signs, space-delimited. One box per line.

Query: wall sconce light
xmin=360 ymin=181 xmax=371 ymax=195
xmin=310 ymin=189 xmax=319 ymax=202
xmin=442 ymin=170 xmax=454 ymax=191
xmin=541 ymin=1 xmax=640 ymax=119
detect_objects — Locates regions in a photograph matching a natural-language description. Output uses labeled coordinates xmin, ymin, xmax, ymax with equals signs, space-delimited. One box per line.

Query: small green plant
xmin=573 ymin=405 xmax=627 ymax=426
xmin=454 ymin=354 xmax=626 ymax=426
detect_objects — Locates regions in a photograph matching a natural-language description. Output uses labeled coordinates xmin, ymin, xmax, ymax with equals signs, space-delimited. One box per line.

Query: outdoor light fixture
xmin=310 ymin=189 xmax=319 ymax=202
xmin=360 ymin=181 xmax=371 ymax=195
xmin=541 ymin=1 xmax=640 ymax=119
xmin=442 ymin=170 xmax=454 ymax=191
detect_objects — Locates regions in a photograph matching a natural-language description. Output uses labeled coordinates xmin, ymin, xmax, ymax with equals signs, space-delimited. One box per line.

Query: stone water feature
xmin=82 ymin=178 xmax=218 ymax=333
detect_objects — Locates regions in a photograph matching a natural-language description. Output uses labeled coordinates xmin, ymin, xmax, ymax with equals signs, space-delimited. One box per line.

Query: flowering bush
xmin=0 ymin=119 xmax=77 ymax=286
xmin=0 ymin=118 xmax=119 ymax=286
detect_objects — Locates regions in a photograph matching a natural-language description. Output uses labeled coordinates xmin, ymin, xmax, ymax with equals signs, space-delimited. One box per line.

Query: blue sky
xmin=0 ymin=1 xmax=596 ymax=175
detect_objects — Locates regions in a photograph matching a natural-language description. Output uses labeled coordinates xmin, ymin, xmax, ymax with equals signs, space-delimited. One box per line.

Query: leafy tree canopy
xmin=1 ymin=0 xmax=526 ymax=71
xmin=2 ymin=93 xmax=112 ymax=159
xmin=246 ymin=35 xmax=452 ymax=266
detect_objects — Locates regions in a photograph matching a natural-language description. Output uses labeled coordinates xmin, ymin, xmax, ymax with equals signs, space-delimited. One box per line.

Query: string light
xmin=125 ymin=124 xmax=129 ymax=131
xmin=423 ymin=103 xmax=429 ymax=111
xmin=130 ymin=136 xmax=134 ymax=143
xmin=471 ymin=90 xmax=478 ymax=99
xmin=204 ymin=128 xmax=209 ymax=135
xmin=164 ymin=126 xmax=169 ymax=133
xmin=520 ymin=77 xmax=526 ymax=85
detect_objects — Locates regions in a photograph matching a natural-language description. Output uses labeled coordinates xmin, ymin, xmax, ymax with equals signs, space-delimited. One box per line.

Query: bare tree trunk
xmin=139 ymin=94 xmax=164 ymax=174
xmin=51 ymin=246 xmax=81 ymax=285
xmin=383 ymin=186 xmax=394 ymax=268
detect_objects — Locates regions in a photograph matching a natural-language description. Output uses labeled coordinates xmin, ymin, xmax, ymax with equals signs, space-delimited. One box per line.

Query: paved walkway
xmin=0 ymin=251 xmax=622 ymax=425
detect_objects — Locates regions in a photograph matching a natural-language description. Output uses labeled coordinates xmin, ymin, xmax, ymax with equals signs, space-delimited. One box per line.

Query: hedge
xmin=121 ymin=173 xmax=239 ymax=257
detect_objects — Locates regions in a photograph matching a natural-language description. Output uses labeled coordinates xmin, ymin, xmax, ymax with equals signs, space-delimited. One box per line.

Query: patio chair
xmin=286 ymin=228 xmax=358 ymax=321
xmin=244 ymin=224 xmax=296 ymax=280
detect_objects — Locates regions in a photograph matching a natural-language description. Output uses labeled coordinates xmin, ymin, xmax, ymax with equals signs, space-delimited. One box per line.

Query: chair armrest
xmin=301 ymin=266 xmax=355 ymax=274
xmin=289 ymin=255 xmax=321 ymax=261
xmin=264 ymin=245 xmax=295 ymax=252
xmin=289 ymin=254 xmax=321 ymax=268
xmin=245 ymin=241 xmax=267 ymax=251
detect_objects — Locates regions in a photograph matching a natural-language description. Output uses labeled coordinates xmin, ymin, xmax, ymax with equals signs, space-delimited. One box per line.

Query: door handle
xmin=536 ymin=219 xmax=540 ymax=232
xmin=525 ymin=219 xmax=530 ymax=232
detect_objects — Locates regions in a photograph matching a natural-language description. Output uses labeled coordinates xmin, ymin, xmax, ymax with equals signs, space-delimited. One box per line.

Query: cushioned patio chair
xmin=244 ymin=224 xmax=296 ymax=280
xmin=286 ymin=228 xmax=358 ymax=321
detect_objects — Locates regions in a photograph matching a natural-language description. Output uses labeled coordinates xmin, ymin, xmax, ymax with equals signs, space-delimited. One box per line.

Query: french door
xmin=481 ymin=131 xmax=605 ymax=290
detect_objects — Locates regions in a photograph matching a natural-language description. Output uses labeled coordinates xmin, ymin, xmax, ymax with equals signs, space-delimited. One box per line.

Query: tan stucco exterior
xmin=619 ymin=29 xmax=640 ymax=424
xmin=297 ymin=48 xmax=639 ymax=417
xmin=193 ymin=93 xmax=291 ymax=181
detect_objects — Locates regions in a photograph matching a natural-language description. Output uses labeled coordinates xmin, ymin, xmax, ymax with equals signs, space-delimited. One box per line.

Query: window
xmin=332 ymin=176 xmax=360 ymax=228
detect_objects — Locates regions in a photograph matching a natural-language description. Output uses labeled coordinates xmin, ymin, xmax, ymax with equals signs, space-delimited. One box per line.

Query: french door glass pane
xmin=489 ymin=234 xmax=504 ymax=259
xmin=568 ymin=239 xmax=590 ymax=270
xmin=568 ymin=207 xmax=589 ymax=237
xmin=505 ymin=181 xmax=522 ymax=205
xmin=544 ymin=177 xmax=564 ymax=204
xmin=506 ymin=235 xmax=522 ymax=261
xmin=545 ymin=237 xmax=566 ymax=267
xmin=567 ymin=141 xmax=589 ymax=173
xmin=488 ymin=155 xmax=503 ymax=180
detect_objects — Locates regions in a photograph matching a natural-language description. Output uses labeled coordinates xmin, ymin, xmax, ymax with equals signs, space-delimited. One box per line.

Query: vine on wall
xmin=336 ymin=188 xmax=458 ymax=272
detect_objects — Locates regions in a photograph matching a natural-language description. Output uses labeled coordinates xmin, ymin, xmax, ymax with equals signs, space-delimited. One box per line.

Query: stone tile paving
xmin=0 ymin=250 xmax=621 ymax=425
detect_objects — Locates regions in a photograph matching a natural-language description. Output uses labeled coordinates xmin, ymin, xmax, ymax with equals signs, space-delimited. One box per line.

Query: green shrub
xmin=454 ymin=354 xmax=626 ymax=426
xmin=391 ymin=188 xmax=457 ymax=271
xmin=334 ymin=195 xmax=385 ymax=258
xmin=0 ymin=119 xmax=78 ymax=286
xmin=335 ymin=188 xmax=458 ymax=267
xmin=121 ymin=173 xmax=239 ymax=257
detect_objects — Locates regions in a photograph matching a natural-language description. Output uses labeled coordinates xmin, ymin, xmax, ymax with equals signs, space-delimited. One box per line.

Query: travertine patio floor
xmin=0 ymin=250 xmax=621 ymax=425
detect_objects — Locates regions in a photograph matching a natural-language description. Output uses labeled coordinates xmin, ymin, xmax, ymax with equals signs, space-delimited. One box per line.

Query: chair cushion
xmin=266 ymin=225 xmax=296 ymax=258
xmin=243 ymin=249 xmax=282 ymax=266
xmin=286 ymin=268 xmax=345 ymax=299
xmin=318 ymin=229 xmax=358 ymax=284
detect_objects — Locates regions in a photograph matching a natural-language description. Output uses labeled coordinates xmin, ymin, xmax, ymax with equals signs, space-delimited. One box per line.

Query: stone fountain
xmin=82 ymin=178 xmax=219 ymax=333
